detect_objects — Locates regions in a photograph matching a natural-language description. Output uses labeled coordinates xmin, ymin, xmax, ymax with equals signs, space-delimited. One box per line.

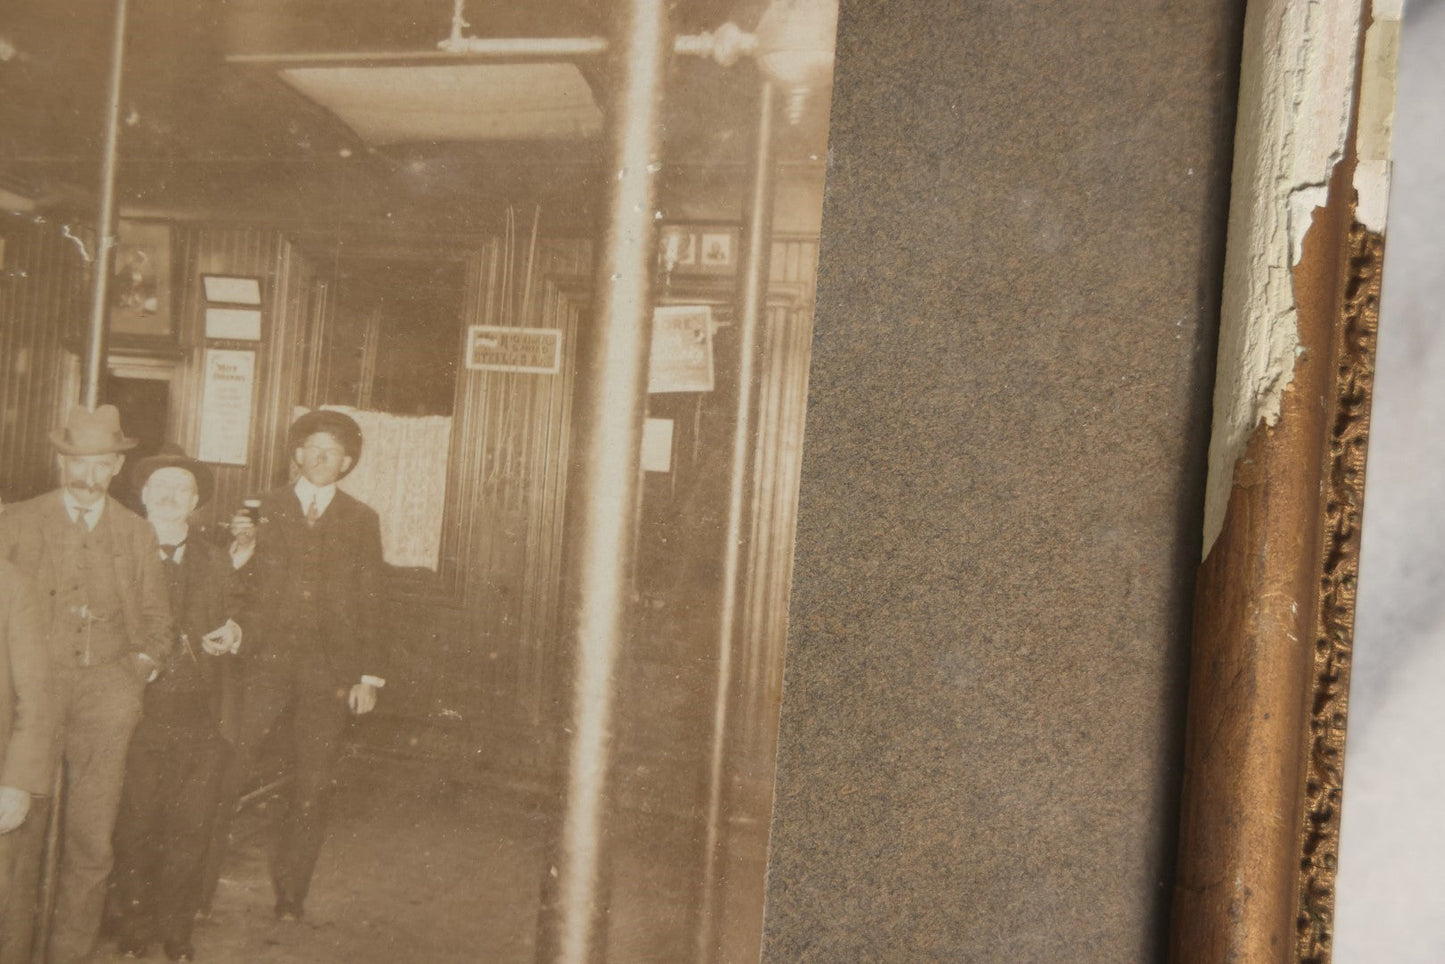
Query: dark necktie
xmin=160 ymin=541 xmax=185 ymax=563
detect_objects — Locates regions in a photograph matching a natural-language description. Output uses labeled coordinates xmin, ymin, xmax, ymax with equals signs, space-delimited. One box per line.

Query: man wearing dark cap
xmin=109 ymin=445 xmax=241 ymax=962
xmin=219 ymin=409 xmax=386 ymax=922
xmin=0 ymin=559 xmax=56 ymax=963
xmin=0 ymin=405 xmax=172 ymax=964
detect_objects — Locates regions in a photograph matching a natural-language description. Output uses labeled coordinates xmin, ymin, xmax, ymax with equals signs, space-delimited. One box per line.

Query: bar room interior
xmin=0 ymin=0 xmax=836 ymax=960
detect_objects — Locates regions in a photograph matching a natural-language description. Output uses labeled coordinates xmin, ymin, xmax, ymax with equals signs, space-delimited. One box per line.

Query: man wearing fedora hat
xmin=0 ymin=404 xmax=172 ymax=964
xmin=213 ymin=408 xmax=387 ymax=923
xmin=109 ymin=444 xmax=242 ymax=962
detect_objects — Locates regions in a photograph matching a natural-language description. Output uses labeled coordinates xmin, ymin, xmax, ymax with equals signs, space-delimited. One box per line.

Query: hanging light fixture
xmin=753 ymin=0 xmax=838 ymax=124
xmin=433 ymin=0 xmax=838 ymax=124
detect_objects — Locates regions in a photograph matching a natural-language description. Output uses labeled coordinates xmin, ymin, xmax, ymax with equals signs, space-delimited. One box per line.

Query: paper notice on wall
xmin=641 ymin=417 xmax=674 ymax=473
xmin=649 ymin=305 xmax=715 ymax=393
xmin=465 ymin=325 xmax=562 ymax=374
xmin=197 ymin=349 xmax=256 ymax=465
xmin=205 ymin=306 xmax=262 ymax=340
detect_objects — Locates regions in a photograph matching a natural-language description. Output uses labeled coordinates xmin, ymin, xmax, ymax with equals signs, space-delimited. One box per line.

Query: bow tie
xmin=159 ymin=541 xmax=186 ymax=562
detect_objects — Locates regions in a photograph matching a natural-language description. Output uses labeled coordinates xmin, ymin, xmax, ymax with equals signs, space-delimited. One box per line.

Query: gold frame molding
xmin=1296 ymin=225 xmax=1382 ymax=964
xmin=1168 ymin=2 xmax=1397 ymax=961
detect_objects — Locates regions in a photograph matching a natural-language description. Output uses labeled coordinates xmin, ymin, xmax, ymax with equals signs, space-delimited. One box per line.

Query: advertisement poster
xmin=648 ymin=305 xmax=715 ymax=393
xmin=196 ymin=348 xmax=256 ymax=465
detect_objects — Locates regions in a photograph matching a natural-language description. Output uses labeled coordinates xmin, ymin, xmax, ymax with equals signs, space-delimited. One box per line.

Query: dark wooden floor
xmin=87 ymin=745 xmax=767 ymax=963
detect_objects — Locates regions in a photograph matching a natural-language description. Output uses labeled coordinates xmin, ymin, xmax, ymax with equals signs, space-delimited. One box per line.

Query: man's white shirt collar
xmin=294 ymin=477 xmax=338 ymax=517
xmin=155 ymin=526 xmax=189 ymax=564
xmin=60 ymin=491 xmax=104 ymax=530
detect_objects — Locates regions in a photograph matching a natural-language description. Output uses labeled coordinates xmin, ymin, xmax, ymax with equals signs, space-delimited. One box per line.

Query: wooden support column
xmin=535 ymin=1 xmax=670 ymax=961
xmin=37 ymin=0 xmax=132 ymax=957
xmin=81 ymin=0 xmax=130 ymax=411
xmin=698 ymin=77 xmax=777 ymax=963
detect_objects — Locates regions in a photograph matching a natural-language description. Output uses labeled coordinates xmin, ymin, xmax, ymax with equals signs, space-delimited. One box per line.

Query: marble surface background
xmin=1334 ymin=0 xmax=1445 ymax=959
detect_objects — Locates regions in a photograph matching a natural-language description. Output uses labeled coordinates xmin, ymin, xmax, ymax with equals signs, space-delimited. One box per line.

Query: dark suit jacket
xmin=0 ymin=560 xmax=54 ymax=794
xmin=240 ymin=485 xmax=386 ymax=685
xmin=142 ymin=534 xmax=242 ymax=743
xmin=0 ymin=491 xmax=172 ymax=668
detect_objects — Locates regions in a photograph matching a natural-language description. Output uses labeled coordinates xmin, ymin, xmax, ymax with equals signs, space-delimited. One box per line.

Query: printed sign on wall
xmin=196 ymin=348 xmax=257 ymax=465
xmin=649 ymin=305 xmax=715 ymax=394
xmin=465 ymin=326 xmax=562 ymax=374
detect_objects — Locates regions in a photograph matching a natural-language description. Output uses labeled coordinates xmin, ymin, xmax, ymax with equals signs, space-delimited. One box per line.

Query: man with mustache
xmin=0 ymin=405 xmax=171 ymax=964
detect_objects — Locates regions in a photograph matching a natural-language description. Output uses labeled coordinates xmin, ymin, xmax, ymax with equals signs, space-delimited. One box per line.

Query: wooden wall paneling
xmin=0 ymin=215 xmax=88 ymax=502
xmin=264 ymin=232 xmax=312 ymax=485
xmin=167 ymin=228 xmax=204 ymax=454
xmin=740 ymin=303 xmax=810 ymax=755
xmin=517 ymin=276 xmax=581 ymax=726
xmin=171 ymin=226 xmax=242 ymax=512
xmin=458 ymin=240 xmax=505 ymax=707
xmin=299 ymin=278 xmax=330 ymax=410
xmin=445 ymin=238 xmax=587 ymax=776
xmin=150 ymin=225 xmax=316 ymax=528
xmin=742 ymin=240 xmax=817 ymax=752
xmin=460 ymin=242 xmax=534 ymax=722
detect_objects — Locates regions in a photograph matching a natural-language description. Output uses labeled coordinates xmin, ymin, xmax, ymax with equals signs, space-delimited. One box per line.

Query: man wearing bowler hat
xmin=219 ymin=409 xmax=386 ymax=922
xmin=0 ymin=404 xmax=172 ymax=964
xmin=109 ymin=444 xmax=242 ymax=962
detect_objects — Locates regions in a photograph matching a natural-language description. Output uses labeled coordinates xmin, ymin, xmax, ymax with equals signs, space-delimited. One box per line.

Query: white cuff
xmin=360 ymin=675 xmax=386 ymax=688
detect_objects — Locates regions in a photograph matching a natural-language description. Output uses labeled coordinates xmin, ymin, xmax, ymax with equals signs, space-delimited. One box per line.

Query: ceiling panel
xmin=280 ymin=63 xmax=604 ymax=144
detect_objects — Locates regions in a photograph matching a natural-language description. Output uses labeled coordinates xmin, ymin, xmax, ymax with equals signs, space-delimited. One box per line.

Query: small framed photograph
xmin=656 ymin=223 xmax=741 ymax=276
xmin=201 ymin=274 xmax=264 ymax=306
xmin=697 ymin=230 xmax=735 ymax=268
xmin=110 ymin=219 xmax=174 ymax=340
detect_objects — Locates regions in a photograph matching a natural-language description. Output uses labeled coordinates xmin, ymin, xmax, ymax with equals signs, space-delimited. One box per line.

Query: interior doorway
xmin=105 ymin=364 xmax=173 ymax=512
xmin=316 ymin=258 xmax=468 ymax=417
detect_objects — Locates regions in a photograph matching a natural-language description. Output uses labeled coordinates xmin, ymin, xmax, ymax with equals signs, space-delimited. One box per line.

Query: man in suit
xmin=223 ymin=409 xmax=386 ymax=921
xmin=0 ymin=559 xmax=56 ymax=964
xmin=110 ymin=445 xmax=242 ymax=962
xmin=0 ymin=404 xmax=172 ymax=964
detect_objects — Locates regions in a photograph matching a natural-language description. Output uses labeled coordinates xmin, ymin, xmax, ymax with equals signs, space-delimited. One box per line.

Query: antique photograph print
xmin=0 ymin=0 xmax=837 ymax=961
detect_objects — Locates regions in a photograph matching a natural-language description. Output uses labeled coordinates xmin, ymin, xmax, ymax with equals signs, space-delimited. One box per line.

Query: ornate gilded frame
xmin=1167 ymin=2 xmax=1398 ymax=961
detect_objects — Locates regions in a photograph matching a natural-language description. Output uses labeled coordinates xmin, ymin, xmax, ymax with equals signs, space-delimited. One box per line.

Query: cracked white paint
xmin=1354 ymin=4 xmax=1401 ymax=232
xmin=1202 ymin=0 xmax=1365 ymax=557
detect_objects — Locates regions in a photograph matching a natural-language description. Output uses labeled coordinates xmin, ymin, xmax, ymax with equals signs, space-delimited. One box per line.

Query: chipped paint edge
xmin=1354 ymin=4 xmax=1400 ymax=233
xmin=1201 ymin=0 xmax=1365 ymax=558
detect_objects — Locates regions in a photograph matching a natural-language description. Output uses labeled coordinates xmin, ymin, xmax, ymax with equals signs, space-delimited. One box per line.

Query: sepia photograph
xmin=4 ymin=0 xmax=1422 ymax=962
xmin=0 ymin=1 xmax=837 ymax=961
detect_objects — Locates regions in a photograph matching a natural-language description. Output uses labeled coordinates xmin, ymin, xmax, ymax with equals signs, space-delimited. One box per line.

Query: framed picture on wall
xmin=109 ymin=219 xmax=174 ymax=341
xmin=656 ymin=222 xmax=741 ymax=277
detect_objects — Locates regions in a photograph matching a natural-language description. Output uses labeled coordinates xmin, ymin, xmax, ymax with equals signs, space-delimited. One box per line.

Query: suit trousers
xmin=229 ymin=662 xmax=350 ymax=909
xmin=110 ymin=727 xmax=227 ymax=948
xmin=0 ymin=804 xmax=47 ymax=964
xmin=47 ymin=661 xmax=145 ymax=964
